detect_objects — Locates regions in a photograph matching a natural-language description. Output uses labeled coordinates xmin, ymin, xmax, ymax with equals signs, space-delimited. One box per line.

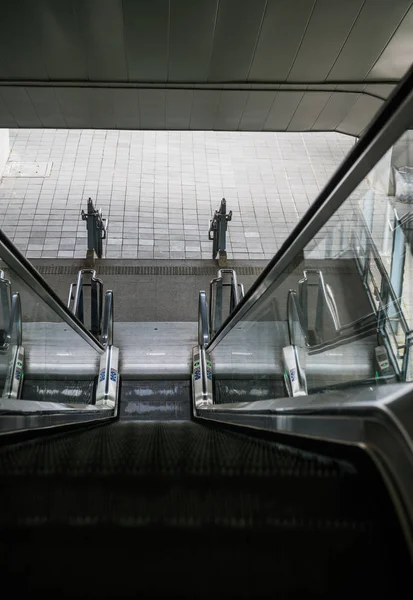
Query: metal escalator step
xmin=0 ymin=421 xmax=410 ymax=595
xmin=21 ymin=379 xmax=95 ymax=404
xmin=120 ymin=380 xmax=191 ymax=420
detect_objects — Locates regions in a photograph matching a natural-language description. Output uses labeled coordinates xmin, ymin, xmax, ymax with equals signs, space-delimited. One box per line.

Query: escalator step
xmin=120 ymin=379 xmax=191 ymax=420
xmin=21 ymin=379 xmax=95 ymax=404
xmin=0 ymin=421 xmax=410 ymax=596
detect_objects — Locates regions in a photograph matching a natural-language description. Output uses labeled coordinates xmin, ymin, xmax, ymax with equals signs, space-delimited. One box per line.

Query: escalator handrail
xmin=0 ymin=233 xmax=104 ymax=353
xmin=102 ymin=290 xmax=114 ymax=347
xmin=5 ymin=291 xmax=22 ymax=348
xmin=206 ymin=62 xmax=413 ymax=353
xmin=288 ymin=290 xmax=377 ymax=355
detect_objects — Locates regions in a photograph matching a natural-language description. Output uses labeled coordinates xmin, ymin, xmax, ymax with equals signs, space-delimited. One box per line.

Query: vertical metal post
xmin=389 ymin=213 xmax=406 ymax=335
xmin=81 ymin=198 xmax=106 ymax=261
xmin=208 ymin=198 xmax=232 ymax=266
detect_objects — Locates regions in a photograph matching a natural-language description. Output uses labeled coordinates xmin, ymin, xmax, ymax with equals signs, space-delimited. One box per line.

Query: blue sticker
xmin=110 ymin=368 xmax=117 ymax=383
xmin=290 ymin=368 xmax=296 ymax=383
xmin=99 ymin=370 xmax=106 ymax=382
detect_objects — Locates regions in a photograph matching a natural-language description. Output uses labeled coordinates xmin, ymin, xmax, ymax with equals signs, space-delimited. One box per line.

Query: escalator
xmin=0 ymin=58 xmax=413 ymax=600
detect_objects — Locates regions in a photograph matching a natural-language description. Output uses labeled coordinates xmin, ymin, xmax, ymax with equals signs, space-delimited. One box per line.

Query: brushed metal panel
xmin=327 ymin=0 xmax=411 ymax=81
xmin=263 ymin=91 xmax=304 ymax=130
xmin=239 ymin=91 xmax=275 ymax=130
xmin=122 ymin=0 xmax=169 ymax=81
xmin=166 ymin=90 xmax=193 ymax=129
xmin=214 ymin=90 xmax=249 ymax=130
xmin=0 ymin=88 xmax=42 ymax=128
xmin=249 ymin=0 xmax=315 ymax=81
xmin=0 ymin=0 xmax=48 ymax=79
xmin=38 ymin=0 xmax=87 ymax=80
xmin=0 ymin=93 xmax=18 ymax=127
xmin=313 ymin=92 xmax=359 ymax=131
xmin=288 ymin=0 xmax=364 ymax=82
xmin=337 ymin=94 xmax=383 ymax=136
xmin=288 ymin=92 xmax=331 ymax=131
xmin=364 ymin=84 xmax=396 ymax=99
xmin=208 ymin=0 xmax=266 ymax=81
xmin=73 ymin=0 xmax=127 ymax=81
xmin=88 ymin=89 xmax=116 ymax=130
xmin=54 ymin=88 xmax=92 ymax=128
xmin=169 ymin=0 xmax=218 ymax=81
xmin=189 ymin=90 xmax=221 ymax=129
xmin=138 ymin=89 xmax=166 ymax=129
xmin=112 ymin=89 xmax=140 ymax=129
xmin=26 ymin=87 xmax=67 ymax=128
xmin=369 ymin=6 xmax=413 ymax=80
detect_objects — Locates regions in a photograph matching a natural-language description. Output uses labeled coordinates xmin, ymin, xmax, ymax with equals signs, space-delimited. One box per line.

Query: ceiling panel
xmin=369 ymin=5 xmax=413 ymax=80
xmin=189 ymin=90 xmax=221 ymax=129
xmin=74 ymin=0 xmax=127 ymax=81
xmin=337 ymin=95 xmax=383 ymax=135
xmin=122 ymin=0 xmax=169 ymax=81
xmin=0 ymin=94 xmax=18 ymax=127
xmin=288 ymin=92 xmax=331 ymax=130
xmin=249 ymin=0 xmax=315 ymax=81
xmin=214 ymin=91 xmax=249 ymax=129
xmin=54 ymin=88 xmax=91 ymax=128
xmin=0 ymin=88 xmax=42 ymax=128
xmin=327 ymin=0 xmax=411 ymax=81
xmin=138 ymin=90 xmax=166 ymax=129
xmin=38 ymin=0 xmax=87 ymax=81
xmin=88 ymin=89 xmax=116 ymax=129
xmin=166 ymin=90 xmax=193 ymax=129
xmin=169 ymin=0 xmax=218 ymax=81
xmin=239 ymin=91 xmax=275 ymax=130
xmin=363 ymin=84 xmax=396 ymax=99
xmin=263 ymin=92 xmax=304 ymax=130
xmin=112 ymin=89 xmax=140 ymax=129
xmin=26 ymin=87 xmax=67 ymax=127
xmin=312 ymin=92 xmax=359 ymax=130
xmin=0 ymin=0 xmax=48 ymax=79
xmin=288 ymin=0 xmax=364 ymax=82
xmin=208 ymin=0 xmax=266 ymax=80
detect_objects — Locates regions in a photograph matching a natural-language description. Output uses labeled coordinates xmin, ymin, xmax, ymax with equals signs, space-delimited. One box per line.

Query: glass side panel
xmin=210 ymin=128 xmax=413 ymax=401
xmin=0 ymin=255 xmax=102 ymax=407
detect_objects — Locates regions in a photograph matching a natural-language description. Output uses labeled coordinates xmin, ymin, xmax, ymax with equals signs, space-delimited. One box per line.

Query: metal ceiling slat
xmin=249 ymin=0 xmax=315 ymax=81
xmin=239 ymin=91 xmax=275 ymax=130
xmin=54 ymin=88 xmax=91 ymax=128
xmin=214 ymin=90 xmax=249 ymax=129
xmin=312 ymin=92 xmax=359 ymax=131
xmin=169 ymin=0 xmax=218 ymax=81
xmin=368 ymin=5 xmax=413 ymax=80
xmin=39 ymin=0 xmax=87 ymax=80
xmin=0 ymin=92 xmax=18 ymax=127
xmin=263 ymin=91 xmax=304 ymax=130
xmin=189 ymin=90 xmax=221 ymax=129
xmin=0 ymin=88 xmax=42 ymax=128
xmin=166 ymin=90 xmax=193 ymax=129
xmin=88 ymin=89 xmax=116 ymax=129
xmin=26 ymin=87 xmax=67 ymax=127
xmin=138 ymin=89 xmax=166 ymax=129
xmin=363 ymin=84 xmax=396 ymax=99
xmin=336 ymin=95 xmax=383 ymax=136
xmin=287 ymin=92 xmax=331 ymax=131
xmin=288 ymin=0 xmax=364 ymax=82
xmin=208 ymin=0 xmax=267 ymax=81
xmin=122 ymin=0 xmax=169 ymax=81
xmin=0 ymin=1 xmax=49 ymax=80
xmin=112 ymin=89 xmax=140 ymax=129
xmin=73 ymin=0 xmax=127 ymax=82
xmin=327 ymin=0 xmax=411 ymax=81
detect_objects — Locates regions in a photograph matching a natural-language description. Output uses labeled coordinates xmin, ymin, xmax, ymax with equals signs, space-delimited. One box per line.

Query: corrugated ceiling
xmin=0 ymin=0 xmax=412 ymax=134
